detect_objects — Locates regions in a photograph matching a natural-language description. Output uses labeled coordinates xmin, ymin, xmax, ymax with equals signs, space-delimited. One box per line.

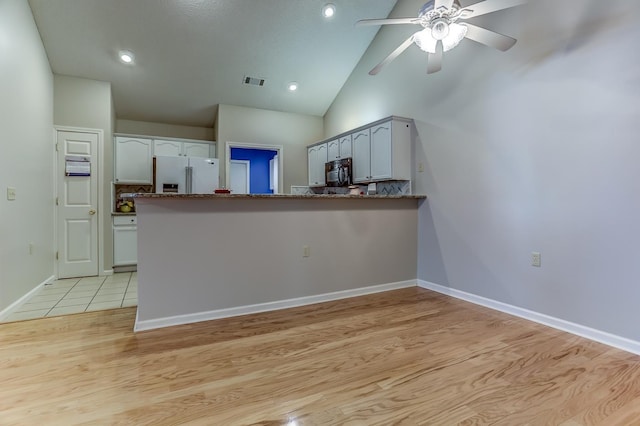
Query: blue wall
xmin=230 ymin=148 xmax=277 ymax=194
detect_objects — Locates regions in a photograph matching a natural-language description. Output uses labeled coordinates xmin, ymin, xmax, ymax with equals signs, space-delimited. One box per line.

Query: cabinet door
xmin=327 ymin=139 xmax=340 ymax=160
xmin=154 ymin=140 xmax=182 ymax=157
xmin=370 ymin=121 xmax=393 ymax=180
xmin=315 ymin=143 xmax=327 ymax=186
xmin=115 ymin=137 xmax=152 ymax=183
xmin=113 ymin=225 xmax=137 ymax=266
xmin=308 ymin=144 xmax=327 ymax=186
xmin=183 ymin=142 xmax=212 ymax=158
xmin=339 ymin=135 xmax=352 ymax=159
xmin=307 ymin=146 xmax=318 ymax=186
xmin=352 ymin=129 xmax=371 ymax=183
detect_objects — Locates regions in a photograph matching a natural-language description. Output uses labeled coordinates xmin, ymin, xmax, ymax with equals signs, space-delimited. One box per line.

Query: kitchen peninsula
xmin=132 ymin=193 xmax=425 ymax=331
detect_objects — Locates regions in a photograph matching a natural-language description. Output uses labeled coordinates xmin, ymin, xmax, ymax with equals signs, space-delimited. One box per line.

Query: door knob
xmin=89 ymin=209 xmax=96 ymax=215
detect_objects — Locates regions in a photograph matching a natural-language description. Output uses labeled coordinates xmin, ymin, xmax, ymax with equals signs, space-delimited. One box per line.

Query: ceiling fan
xmin=357 ymin=0 xmax=528 ymax=75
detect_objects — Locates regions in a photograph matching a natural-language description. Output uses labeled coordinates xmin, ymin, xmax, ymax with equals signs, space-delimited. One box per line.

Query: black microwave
xmin=325 ymin=158 xmax=352 ymax=187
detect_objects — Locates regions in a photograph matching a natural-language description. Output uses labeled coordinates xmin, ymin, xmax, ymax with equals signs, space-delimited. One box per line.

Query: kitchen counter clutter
xmin=133 ymin=193 xmax=423 ymax=331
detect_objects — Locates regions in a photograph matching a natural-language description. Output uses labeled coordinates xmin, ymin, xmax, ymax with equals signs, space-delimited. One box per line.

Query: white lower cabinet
xmin=113 ymin=216 xmax=137 ymax=266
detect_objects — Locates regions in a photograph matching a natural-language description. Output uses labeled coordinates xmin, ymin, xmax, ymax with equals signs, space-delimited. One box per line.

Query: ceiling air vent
xmin=243 ymin=76 xmax=265 ymax=87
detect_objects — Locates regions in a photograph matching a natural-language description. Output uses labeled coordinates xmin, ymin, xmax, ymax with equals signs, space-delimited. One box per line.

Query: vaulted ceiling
xmin=27 ymin=0 xmax=398 ymax=128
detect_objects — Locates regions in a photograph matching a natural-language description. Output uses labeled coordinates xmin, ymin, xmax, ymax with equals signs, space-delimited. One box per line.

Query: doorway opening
xmin=225 ymin=142 xmax=283 ymax=194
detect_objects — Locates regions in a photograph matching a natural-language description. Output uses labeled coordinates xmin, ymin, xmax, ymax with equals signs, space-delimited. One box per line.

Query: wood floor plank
xmin=1 ymin=287 xmax=640 ymax=425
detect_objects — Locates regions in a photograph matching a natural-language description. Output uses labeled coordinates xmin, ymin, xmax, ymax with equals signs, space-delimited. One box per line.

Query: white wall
xmin=116 ymin=119 xmax=215 ymax=142
xmin=325 ymin=0 xmax=640 ymax=342
xmin=135 ymin=197 xmax=418 ymax=327
xmin=217 ymin=104 xmax=323 ymax=192
xmin=0 ymin=0 xmax=54 ymax=311
xmin=54 ymin=75 xmax=114 ymax=272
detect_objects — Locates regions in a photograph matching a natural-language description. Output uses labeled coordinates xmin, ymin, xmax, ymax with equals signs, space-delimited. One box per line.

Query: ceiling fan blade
xmin=356 ymin=18 xmax=420 ymax=27
xmin=461 ymin=0 xmax=527 ymax=19
xmin=434 ymin=0 xmax=455 ymax=9
xmin=464 ymin=23 xmax=517 ymax=51
xmin=427 ymin=41 xmax=443 ymax=74
xmin=369 ymin=35 xmax=415 ymax=75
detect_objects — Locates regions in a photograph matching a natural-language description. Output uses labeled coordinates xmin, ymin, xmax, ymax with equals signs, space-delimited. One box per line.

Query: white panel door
xmin=229 ymin=160 xmax=250 ymax=194
xmin=57 ymin=131 xmax=99 ymax=278
xmin=370 ymin=121 xmax=393 ymax=180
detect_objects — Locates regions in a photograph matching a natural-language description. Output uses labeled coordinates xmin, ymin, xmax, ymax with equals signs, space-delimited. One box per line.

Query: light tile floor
xmin=3 ymin=272 xmax=137 ymax=323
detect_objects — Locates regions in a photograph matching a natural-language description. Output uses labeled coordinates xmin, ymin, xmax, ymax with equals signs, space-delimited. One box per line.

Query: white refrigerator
xmin=155 ymin=156 xmax=219 ymax=194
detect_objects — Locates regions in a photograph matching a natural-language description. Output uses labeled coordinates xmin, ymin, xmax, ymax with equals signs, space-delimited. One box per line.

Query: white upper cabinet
xmin=306 ymin=116 xmax=412 ymax=186
xmin=183 ymin=142 xmax=213 ymax=158
xmin=327 ymin=136 xmax=352 ymax=161
xmin=308 ymin=143 xmax=328 ymax=187
xmin=352 ymin=129 xmax=371 ymax=183
xmin=153 ymin=139 xmax=182 ymax=157
xmin=153 ymin=139 xmax=215 ymax=158
xmin=370 ymin=122 xmax=393 ymax=181
xmin=327 ymin=139 xmax=340 ymax=160
xmin=114 ymin=137 xmax=153 ymax=183
xmin=339 ymin=135 xmax=352 ymax=159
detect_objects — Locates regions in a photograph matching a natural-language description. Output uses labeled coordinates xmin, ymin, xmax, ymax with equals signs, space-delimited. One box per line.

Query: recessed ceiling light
xmin=287 ymin=82 xmax=298 ymax=92
xmin=322 ymin=3 xmax=336 ymax=19
xmin=119 ymin=50 xmax=135 ymax=64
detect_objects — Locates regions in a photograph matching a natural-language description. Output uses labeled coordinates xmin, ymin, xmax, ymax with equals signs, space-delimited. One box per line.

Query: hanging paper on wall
xmin=65 ymin=155 xmax=91 ymax=176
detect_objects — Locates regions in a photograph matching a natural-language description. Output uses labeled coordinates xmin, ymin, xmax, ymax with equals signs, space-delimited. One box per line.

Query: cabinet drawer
xmin=113 ymin=215 xmax=137 ymax=226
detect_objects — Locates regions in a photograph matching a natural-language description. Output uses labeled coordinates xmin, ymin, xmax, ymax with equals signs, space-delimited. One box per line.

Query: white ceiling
xmin=27 ymin=0 xmax=398 ymax=128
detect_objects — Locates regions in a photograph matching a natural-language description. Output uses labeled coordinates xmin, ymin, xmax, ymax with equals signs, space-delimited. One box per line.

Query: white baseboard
xmin=134 ymin=280 xmax=416 ymax=332
xmin=102 ymin=269 xmax=114 ymax=276
xmin=417 ymin=280 xmax=640 ymax=356
xmin=0 ymin=275 xmax=55 ymax=321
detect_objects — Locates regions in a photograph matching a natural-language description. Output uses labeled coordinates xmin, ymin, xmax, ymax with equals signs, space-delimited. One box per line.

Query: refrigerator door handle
xmin=185 ymin=166 xmax=193 ymax=194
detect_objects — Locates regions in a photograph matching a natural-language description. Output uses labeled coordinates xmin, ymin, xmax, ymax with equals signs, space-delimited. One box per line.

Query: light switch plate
xmin=7 ymin=187 xmax=16 ymax=200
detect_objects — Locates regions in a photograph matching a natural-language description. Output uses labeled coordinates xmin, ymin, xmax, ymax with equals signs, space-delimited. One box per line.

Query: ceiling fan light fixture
xmin=118 ymin=50 xmax=135 ymax=64
xmin=413 ymin=22 xmax=467 ymax=53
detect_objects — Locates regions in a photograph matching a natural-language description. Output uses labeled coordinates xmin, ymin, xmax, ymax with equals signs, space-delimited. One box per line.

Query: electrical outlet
xmin=7 ymin=187 xmax=16 ymax=200
xmin=531 ymin=252 xmax=541 ymax=267
xmin=303 ymin=245 xmax=310 ymax=258
xmin=417 ymin=162 xmax=425 ymax=173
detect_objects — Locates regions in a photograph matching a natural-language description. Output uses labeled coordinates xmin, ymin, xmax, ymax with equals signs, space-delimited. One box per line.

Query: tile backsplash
xmin=114 ymin=184 xmax=152 ymax=212
xmin=290 ymin=180 xmax=411 ymax=196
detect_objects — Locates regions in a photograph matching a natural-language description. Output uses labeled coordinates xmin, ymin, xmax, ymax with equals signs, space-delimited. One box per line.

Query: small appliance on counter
xmin=325 ymin=158 xmax=352 ymax=187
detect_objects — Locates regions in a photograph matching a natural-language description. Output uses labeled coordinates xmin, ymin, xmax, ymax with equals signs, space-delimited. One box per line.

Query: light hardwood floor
xmin=1 ymin=287 xmax=639 ymax=425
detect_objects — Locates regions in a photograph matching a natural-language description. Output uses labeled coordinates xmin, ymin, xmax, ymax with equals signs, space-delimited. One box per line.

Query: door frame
xmin=225 ymin=142 xmax=284 ymax=194
xmin=229 ymin=159 xmax=251 ymax=194
xmin=53 ymin=126 xmax=105 ymax=278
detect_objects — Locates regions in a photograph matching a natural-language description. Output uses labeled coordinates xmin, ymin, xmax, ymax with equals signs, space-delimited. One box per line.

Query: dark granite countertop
xmin=127 ymin=193 xmax=426 ymax=200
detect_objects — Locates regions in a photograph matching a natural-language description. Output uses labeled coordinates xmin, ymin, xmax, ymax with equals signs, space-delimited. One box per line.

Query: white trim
xmin=0 ymin=275 xmax=55 ymax=321
xmin=102 ymin=269 xmax=114 ymax=276
xmin=225 ymin=141 xmax=284 ymax=194
xmin=134 ymin=280 xmax=416 ymax=332
xmin=417 ymin=280 xmax=640 ymax=356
